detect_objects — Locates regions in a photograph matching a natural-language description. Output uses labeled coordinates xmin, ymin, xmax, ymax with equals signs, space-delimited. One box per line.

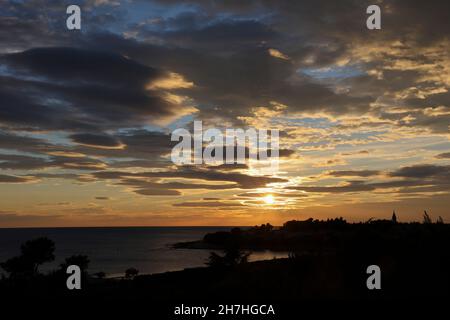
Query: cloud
xmin=0 ymin=154 xmax=50 ymax=170
xmin=0 ymin=212 xmax=64 ymax=227
xmin=60 ymin=205 xmax=107 ymax=215
xmin=268 ymin=48 xmax=290 ymax=60
xmin=436 ymin=152 xmax=450 ymax=159
xmin=0 ymin=174 xmax=37 ymax=183
xmin=147 ymin=72 xmax=194 ymax=90
xmin=390 ymin=164 xmax=450 ymax=179
xmin=288 ymin=180 xmax=376 ymax=193
xmin=138 ymin=167 xmax=287 ymax=189
xmin=289 ymin=164 xmax=450 ymax=194
xmin=173 ymin=201 xmax=245 ymax=207
xmin=0 ymin=153 xmax=108 ymax=171
xmin=90 ymin=166 xmax=287 ymax=196
xmin=0 ymin=129 xmax=174 ymax=172
xmin=117 ymin=179 xmax=236 ymax=190
xmin=237 ymin=192 xmax=307 ymax=199
xmin=130 ymin=14 xmax=278 ymax=52
xmin=134 ymin=188 xmax=181 ymax=196
xmin=0 ymin=0 xmax=449 ymax=224
xmin=33 ymin=173 xmax=94 ymax=182
xmin=4 ymin=47 xmax=160 ymax=86
xmin=69 ymin=133 xmax=124 ymax=149
xmin=0 ymin=47 xmax=196 ymax=131
xmin=328 ymin=170 xmax=381 ymax=177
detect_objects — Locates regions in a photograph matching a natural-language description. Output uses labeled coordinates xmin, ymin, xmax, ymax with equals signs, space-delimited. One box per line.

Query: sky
xmin=0 ymin=0 xmax=449 ymax=227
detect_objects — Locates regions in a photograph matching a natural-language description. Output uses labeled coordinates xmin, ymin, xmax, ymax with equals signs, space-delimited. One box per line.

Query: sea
xmin=0 ymin=227 xmax=288 ymax=277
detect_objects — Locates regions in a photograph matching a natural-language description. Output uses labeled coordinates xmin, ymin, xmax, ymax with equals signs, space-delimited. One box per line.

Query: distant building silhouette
xmin=392 ymin=211 xmax=397 ymax=223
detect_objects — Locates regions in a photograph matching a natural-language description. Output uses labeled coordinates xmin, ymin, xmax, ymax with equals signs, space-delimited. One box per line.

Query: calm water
xmin=0 ymin=227 xmax=288 ymax=277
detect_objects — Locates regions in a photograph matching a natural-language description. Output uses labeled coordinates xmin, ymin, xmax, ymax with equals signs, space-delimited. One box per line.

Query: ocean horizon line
xmin=0 ymin=225 xmax=252 ymax=230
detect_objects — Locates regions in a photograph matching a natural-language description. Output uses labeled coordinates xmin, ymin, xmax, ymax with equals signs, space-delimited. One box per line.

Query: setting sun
xmin=263 ymin=194 xmax=275 ymax=205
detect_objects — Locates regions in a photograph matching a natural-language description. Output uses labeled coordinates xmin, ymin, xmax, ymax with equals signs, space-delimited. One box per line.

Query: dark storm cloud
xmin=131 ymin=13 xmax=278 ymax=52
xmin=159 ymin=0 xmax=450 ymax=44
xmin=5 ymin=47 xmax=160 ymax=86
xmin=0 ymin=79 xmax=84 ymax=131
xmin=0 ymin=47 xmax=192 ymax=131
xmin=79 ymin=33 xmax=373 ymax=125
xmin=390 ymin=164 xmax=450 ymax=179
xmin=190 ymin=49 xmax=372 ymax=119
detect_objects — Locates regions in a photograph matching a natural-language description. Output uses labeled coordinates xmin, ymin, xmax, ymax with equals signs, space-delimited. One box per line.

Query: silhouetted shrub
xmin=0 ymin=237 xmax=55 ymax=278
xmin=423 ymin=210 xmax=432 ymax=224
xmin=0 ymin=256 xmax=34 ymax=278
xmin=206 ymin=247 xmax=250 ymax=269
xmin=125 ymin=268 xmax=139 ymax=278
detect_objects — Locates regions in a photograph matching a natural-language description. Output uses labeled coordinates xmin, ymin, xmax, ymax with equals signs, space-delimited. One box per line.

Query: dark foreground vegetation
xmin=1 ymin=212 xmax=450 ymax=304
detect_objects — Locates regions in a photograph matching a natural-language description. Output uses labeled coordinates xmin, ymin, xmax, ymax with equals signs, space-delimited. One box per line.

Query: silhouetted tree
xmin=21 ymin=237 xmax=55 ymax=274
xmin=125 ymin=268 xmax=139 ymax=279
xmin=60 ymin=255 xmax=90 ymax=272
xmin=0 ymin=256 xmax=34 ymax=278
xmin=365 ymin=217 xmax=375 ymax=224
xmin=0 ymin=237 xmax=55 ymax=277
xmin=423 ymin=210 xmax=432 ymax=224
